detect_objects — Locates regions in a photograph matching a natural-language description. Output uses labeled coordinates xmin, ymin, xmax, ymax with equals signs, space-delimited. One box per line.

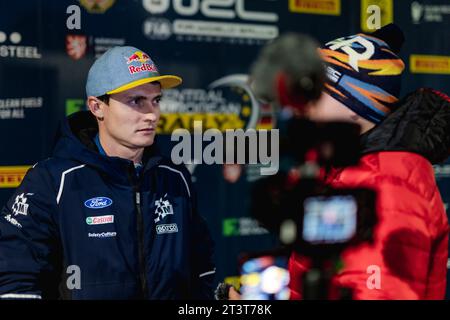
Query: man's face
xmin=306 ymin=92 xmax=356 ymax=122
xmin=305 ymin=92 xmax=375 ymax=134
xmin=100 ymin=82 xmax=162 ymax=149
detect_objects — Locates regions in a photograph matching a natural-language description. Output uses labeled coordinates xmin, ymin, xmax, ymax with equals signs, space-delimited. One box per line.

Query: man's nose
xmin=144 ymin=111 xmax=158 ymax=122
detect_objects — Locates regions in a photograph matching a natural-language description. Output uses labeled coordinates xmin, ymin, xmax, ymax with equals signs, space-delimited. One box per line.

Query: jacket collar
xmin=52 ymin=111 xmax=163 ymax=185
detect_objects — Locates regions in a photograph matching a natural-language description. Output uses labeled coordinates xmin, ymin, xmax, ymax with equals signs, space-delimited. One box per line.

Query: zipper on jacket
xmin=127 ymin=163 xmax=148 ymax=299
xmin=135 ymin=190 xmax=148 ymax=299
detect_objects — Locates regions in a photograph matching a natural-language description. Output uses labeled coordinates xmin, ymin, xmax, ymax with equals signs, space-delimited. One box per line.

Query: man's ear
xmin=87 ymin=96 xmax=104 ymax=120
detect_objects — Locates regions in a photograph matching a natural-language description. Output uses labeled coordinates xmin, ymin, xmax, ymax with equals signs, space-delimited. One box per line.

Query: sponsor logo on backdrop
xmin=360 ymin=0 xmax=393 ymax=32
xmin=0 ymin=97 xmax=43 ymax=120
xmin=410 ymin=55 xmax=450 ymax=74
xmin=289 ymin=0 xmax=341 ymax=16
xmin=66 ymin=35 xmax=87 ymax=60
xmin=434 ymin=164 xmax=450 ymax=178
xmin=0 ymin=31 xmax=41 ymax=59
xmin=160 ymin=74 xmax=276 ymax=177
xmin=66 ymin=99 xmax=86 ymax=116
xmin=411 ymin=1 xmax=450 ymax=24
xmin=222 ymin=217 xmax=269 ymax=237
xmin=79 ymin=0 xmax=115 ymax=13
xmin=159 ymin=88 xmax=248 ymax=133
xmin=93 ymin=37 xmax=125 ymax=58
xmin=158 ymin=74 xmax=265 ymax=134
xmin=245 ymin=163 xmax=273 ymax=182
xmin=143 ymin=17 xmax=173 ymax=40
xmin=142 ymin=0 xmax=279 ymax=45
xmin=64 ymin=36 xmax=125 ymax=59
xmin=0 ymin=166 xmax=31 ymax=188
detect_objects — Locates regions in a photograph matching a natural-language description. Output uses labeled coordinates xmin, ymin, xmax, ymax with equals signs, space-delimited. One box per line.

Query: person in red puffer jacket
xmin=288 ymin=24 xmax=450 ymax=300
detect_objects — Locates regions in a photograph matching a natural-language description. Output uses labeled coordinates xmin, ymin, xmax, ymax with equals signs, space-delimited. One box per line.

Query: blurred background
xmin=0 ymin=0 xmax=449 ymax=297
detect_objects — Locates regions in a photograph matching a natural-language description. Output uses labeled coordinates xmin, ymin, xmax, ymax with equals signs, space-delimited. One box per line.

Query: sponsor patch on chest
xmin=86 ymin=215 xmax=114 ymax=225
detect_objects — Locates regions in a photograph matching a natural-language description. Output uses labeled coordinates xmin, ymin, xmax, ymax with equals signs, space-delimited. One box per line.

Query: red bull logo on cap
xmin=124 ymin=51 xmax=158 ymax=75
xmin=128 ymin=63 xmax=158 ymax=75
xmin=125 ymin=51 xmax=151 ymax=64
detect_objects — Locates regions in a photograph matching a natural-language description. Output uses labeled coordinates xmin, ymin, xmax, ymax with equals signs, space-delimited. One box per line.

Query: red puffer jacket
xmin=289 ymin=88 xmax=450 ymax=300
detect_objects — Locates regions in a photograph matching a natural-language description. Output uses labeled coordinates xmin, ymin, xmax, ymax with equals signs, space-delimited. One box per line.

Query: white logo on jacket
xmin=156 ymin=224 xmax=178 ymax=234
xmin=154 ymin=193 xmax=174 ymax=223
xmin=4 ymin=214 xmax=22 ymax=228
xmin=12 ymin=193 xmax=29 ymax=216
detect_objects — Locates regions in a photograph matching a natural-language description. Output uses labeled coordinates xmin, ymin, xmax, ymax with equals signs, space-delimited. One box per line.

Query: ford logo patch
xmin=84 ymin=197 xmax=113 ymax=209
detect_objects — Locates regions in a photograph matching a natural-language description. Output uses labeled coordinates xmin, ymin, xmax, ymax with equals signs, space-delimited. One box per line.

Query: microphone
xmin=250 ymin=33 xmax=325 ymax=112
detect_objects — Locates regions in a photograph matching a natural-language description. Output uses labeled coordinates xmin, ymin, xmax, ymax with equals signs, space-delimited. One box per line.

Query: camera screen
xmin=302 ymin=195 xmax=357 ymax=244
xmin=240 ymin=255 xmax=290 ymax=300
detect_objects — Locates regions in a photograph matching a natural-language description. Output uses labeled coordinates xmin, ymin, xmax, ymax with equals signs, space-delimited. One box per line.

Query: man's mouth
xmin=137 ymin=128 xmax=155 ymax=133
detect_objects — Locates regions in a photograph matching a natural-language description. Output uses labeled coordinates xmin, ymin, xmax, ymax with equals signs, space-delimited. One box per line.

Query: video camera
xmin=242 ymin=120 xmax=378 ymax=300
xmin=250 ymin=119 xmax=377 ymax=257
xmin=239 ymin=33 xmax=378 ymax=300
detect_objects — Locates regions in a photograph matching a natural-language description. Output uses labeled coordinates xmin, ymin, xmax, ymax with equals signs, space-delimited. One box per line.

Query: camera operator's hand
xmin=228 ymin=286 xmax=241 ymax=300
xmin=215 ymin=282 xmax=241 ymax=300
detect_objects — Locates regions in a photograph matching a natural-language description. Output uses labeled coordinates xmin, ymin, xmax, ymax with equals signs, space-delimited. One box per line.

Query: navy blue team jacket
xmin=0 ymin=111 xmax=215 ymax=299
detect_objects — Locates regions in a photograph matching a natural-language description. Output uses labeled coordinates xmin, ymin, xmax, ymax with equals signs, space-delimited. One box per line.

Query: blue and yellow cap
xmin=86 ymin=46 xmax=182 ymax=97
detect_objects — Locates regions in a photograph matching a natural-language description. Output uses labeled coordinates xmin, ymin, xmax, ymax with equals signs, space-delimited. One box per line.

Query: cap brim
xmin=107 ymin=75 xmax=182 ymax=94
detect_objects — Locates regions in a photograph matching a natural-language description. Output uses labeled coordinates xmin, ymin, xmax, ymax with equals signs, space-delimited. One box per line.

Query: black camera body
xmin=248 ymin=118 xmax=378 ymax=300
xmin=250 ymin=118 xmax=378 ymax=259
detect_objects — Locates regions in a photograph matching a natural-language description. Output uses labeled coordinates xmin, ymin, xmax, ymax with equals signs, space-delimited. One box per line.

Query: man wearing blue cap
xmin=0 ymin=46 xmax=216 ymax=299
